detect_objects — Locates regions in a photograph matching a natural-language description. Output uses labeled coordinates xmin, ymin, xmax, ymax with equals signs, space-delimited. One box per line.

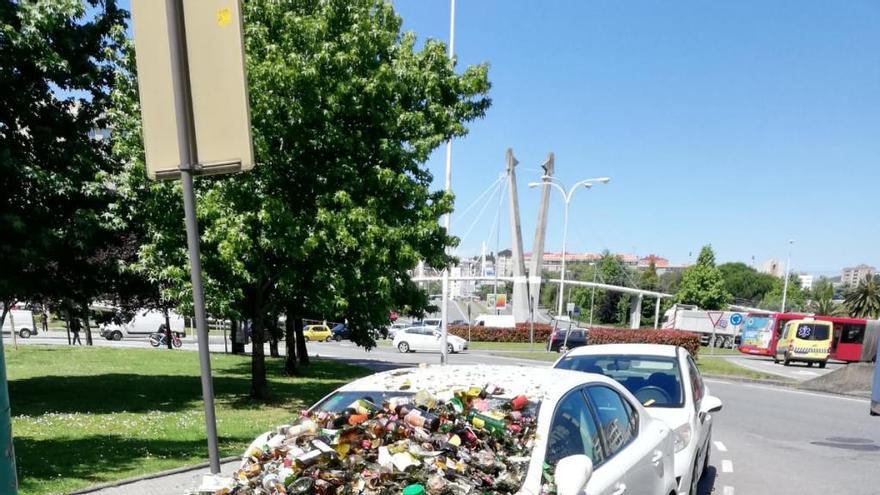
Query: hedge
xmin=448 ymin=324 xmax=701 ymax=356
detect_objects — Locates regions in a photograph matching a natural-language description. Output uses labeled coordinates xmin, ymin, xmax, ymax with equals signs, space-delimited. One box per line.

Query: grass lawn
xmin=696 ymin=356 xmax=785 ymax=381
xmin=7 ymin=346 xmax=372 ymax=495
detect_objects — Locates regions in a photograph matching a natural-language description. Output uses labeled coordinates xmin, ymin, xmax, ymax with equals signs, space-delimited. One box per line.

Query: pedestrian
xmin=70 ymin=317 xmax=83 ymax=345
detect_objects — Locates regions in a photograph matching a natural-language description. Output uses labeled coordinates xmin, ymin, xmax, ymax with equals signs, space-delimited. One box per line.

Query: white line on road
xmin=723 ymin=486 xmax=735 ymax=495
xmin=714 ymin=441 xmax=728 ymax=452
xmin=793 ymin=370 xmax=819 ymax=376
xmin=721 ymin=460 xmax=734 ymax=473
xmin=739 ymin=382 xmax=869 ymax=403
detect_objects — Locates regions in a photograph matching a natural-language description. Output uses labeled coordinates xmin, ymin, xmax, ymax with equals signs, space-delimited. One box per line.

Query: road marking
xmin=738 ymin=383 xmax=869 ymax=403
xmin=722 ymin=460 xmax=734 ymax=473
xmin=723 ymin=486 xmax=735 ymax=495
xmin=714 ymin=441 xmax=728 ymax=452
xmin=793 ymin=370 xmax=819 ymax=376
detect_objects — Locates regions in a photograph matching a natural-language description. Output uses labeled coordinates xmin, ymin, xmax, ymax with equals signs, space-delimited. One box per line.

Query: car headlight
xmin=673 ymin=423 xmax=692 ymax=453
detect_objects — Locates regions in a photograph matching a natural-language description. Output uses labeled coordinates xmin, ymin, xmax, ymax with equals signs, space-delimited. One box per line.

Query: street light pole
xmin=529 ymin=175 xmax=610 ymax=318
xmin=589 ymin=262 xmax=597 ymax=327
xmin=781 ymin=239 xmax=795 ymax=313
xmin=439 ymin=0 xmax=455 ymax=365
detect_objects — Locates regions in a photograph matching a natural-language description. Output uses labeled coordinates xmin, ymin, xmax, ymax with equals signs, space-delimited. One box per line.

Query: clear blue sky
xmin=393 ymin=0 xmax=880 ymax=275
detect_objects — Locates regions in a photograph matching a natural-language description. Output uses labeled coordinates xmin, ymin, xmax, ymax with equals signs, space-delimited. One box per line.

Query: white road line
xmin=723 ymin=486 xmax=735 ymax=495
xmin=721 ymin=460 xmax=734 ymax=473
xmin=739 ymin=383 xmax=869 ymax=403
xmin=793 ymin=370 xmax=819 ymax=376
xmin=714 ymin=441 xmax=728 ymax=452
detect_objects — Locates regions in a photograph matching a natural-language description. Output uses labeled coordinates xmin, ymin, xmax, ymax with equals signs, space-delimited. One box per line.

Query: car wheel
xmin=334 ymin=335 xmax=342 ymax=342
xmin=783 ymin=352 xmax=791 ymax=366
xmin=18 ymin=328 xmax=31 ymax=339
xmin=559 ymin=345 xmax=569 ymax=354
xmin=324 ymin=336 xmax=332 ymax=342
xmin=807 ymin=361 xmax=814 ymax=367
xmin=112 ymin=331 xmax=123 ymax=341
xmin=398 ymin=342 xmax=410 ymax=353
xmin=447 ymin=343 xmax=455 ymax=354
xmin=304 ymin=336 xmax=310 ymax=343
xmin=819 ymin=361 xmax=827 ymax=369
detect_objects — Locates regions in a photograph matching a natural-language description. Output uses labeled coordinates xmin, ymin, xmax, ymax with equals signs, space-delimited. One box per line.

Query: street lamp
xmin=529 ymin=175 xmax=610 ymax=317
xmin=781 ymin=239 xmax=795 ymax=313
xmin=588 ymin=261 xmax=597 ymax=326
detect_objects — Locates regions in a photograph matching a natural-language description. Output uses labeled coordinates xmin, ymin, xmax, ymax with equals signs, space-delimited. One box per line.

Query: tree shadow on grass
xmin=15 ymin=434 xmax=244 ymax=494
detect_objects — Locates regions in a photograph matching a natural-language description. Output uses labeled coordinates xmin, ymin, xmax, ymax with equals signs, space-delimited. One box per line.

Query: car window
xmin=685 ymin=355 xmax=704 ymax=408
xmin=555 ymin=354 xmax=683 ymax=407
xmin=545 ymin=389 xmax=605 ymax=467
xmin=840 ymin=323 xmax=866 ymax=344
xmin=796 ymin=323 xmax=830 ymax=341
xmin=586 ymin=386 xmax=637 ymax=456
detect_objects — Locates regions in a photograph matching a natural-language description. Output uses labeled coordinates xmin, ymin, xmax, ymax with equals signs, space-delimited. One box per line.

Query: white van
xmin=473 ymin=314 xmax=516 ymax=328
xmin=2 ymin=309 xmax=36 ymax=338
xmin=99 ymin=310 xmax=185 ymax=340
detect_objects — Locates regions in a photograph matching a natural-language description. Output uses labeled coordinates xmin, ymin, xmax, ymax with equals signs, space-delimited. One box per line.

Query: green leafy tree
xmin=718 ymin=262 xmax=778 ymax=305
xmin=759 ymin=274 xmax=806 ymax=312
xmin=809 ymin=280 xmax=840 ymax=316
xmin=640 ymin=260 xmax=660 ymax=323
xmin=844 ymin=276 xmax=880 ymax=318
xmin=676 ymin=245 xmax=730 ymax=310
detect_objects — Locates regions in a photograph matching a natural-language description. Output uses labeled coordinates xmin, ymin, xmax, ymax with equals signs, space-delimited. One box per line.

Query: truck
xmin=473 ymin=314 xmax=516 ymax=328
xmin=1 ymin=308 xmax=36 ymax=338
xmin=662 ymin=304 xmax=745 ymax=348
xmin=99 ymin=309 xmax=185 ymax=341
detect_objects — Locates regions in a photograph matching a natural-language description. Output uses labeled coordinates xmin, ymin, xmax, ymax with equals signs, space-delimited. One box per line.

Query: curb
xmin=703 ymin=373 xmax=873 ymax=399
xmin=68 ymin=456 xmax=240 ymax=494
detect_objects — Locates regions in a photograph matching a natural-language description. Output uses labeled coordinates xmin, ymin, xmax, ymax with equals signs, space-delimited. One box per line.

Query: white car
xmin=393 ymin=326 xmax=467 ymax=353
xmin=387 ymin=323 xmax=420 ymax=340
xmin=235 ymin=365 xmax=677 ymax=495
xmin=554 ymin=344 xmax=723 ymax=495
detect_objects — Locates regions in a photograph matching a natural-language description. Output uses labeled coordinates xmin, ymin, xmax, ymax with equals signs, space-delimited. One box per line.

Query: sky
xmin=391 ymin=0 xmax=880 ymax=276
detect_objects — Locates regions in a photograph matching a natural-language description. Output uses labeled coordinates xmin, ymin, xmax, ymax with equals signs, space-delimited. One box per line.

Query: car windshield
xmin=795 ymin=323 xmax=830 ymax=341
xmin=555 ymin=354 xmax=684 ymax=408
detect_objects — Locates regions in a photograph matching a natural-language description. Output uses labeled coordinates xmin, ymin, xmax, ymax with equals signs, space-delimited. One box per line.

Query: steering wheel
xmin=635 ymin=385 xmax=672 ymax=406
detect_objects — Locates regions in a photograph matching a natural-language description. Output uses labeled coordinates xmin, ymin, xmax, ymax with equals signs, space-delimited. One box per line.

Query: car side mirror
xmin=555 ymin=455 xmax=593 ymax=495
xmin=701 ymin=395 xmax=723 ymax=414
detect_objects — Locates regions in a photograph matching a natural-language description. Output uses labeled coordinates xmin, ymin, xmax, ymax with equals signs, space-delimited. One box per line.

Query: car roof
xmin=335 ymin=365 xmax=619 ymax=402
xmin=564 ymin=343 xmax=680 ymax=358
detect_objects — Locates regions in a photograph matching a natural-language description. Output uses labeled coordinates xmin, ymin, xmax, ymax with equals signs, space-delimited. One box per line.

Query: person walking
xmin=70 ymin=317 xmax=83 ymax=345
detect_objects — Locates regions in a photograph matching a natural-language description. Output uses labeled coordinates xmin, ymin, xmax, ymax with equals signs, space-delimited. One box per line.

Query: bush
xmin=587 ymin=327 xmax=701 ymax=357
xmin=448 ymin=323 xmax=553 ymax=343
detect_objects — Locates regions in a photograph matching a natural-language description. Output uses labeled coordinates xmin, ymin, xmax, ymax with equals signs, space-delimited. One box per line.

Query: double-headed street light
xmin=781 ymin=239 xmax=795 ymax=313
xmin=528 ymin=175 xmax=610 ymax=317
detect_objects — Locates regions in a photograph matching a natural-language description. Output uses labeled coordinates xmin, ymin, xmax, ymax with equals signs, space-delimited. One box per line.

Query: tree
xmin=718 ymin=262 xmax=778 ymax=305
xmin=112 ymin=0 xmax=491 ymax=399
xmin=759 ymin=274 xmax=806 ymax=312
xmin=844 ymin=276 xmax=880 ymax=319
xmin=676 ymin=246 xmax=730 ymax=310
xmin=0 ymin=1 xmax=125 ymax=331
xmin=640 ymin=261 xmax=660 ymax=322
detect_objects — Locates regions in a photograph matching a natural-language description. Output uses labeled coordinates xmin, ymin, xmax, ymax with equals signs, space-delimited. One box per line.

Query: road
xmin=14 ymin=334 xmax=880 ymax=495
xmin=720 ymin=354 xmax=844 ymax=382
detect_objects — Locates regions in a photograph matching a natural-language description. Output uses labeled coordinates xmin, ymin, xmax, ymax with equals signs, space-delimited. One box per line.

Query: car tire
xmin=112 ymin=331 xmax=123 ymax=341
xmin=398 ymin=342 xmax=410 ymax=353
xmin=334 ymin=335 xmax=342 ymax=342
xmin=18 ymin=328 xmax=31 ymax=339
xmin=304 ymin=336 xmax=310 ymax=343
xmin=447 ymin=343 xmax=455 ymax=355
xmin=819 ymin=361 xmax=827 ymax=369
xmin=324 ymin=336 xmax=332 ymax=342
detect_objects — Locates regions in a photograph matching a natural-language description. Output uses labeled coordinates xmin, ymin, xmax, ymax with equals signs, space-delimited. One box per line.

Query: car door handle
xmin=651 ymin=450 xmax=664 ymax=463
xmin=612 ymin=483 xmax=627 ymax=495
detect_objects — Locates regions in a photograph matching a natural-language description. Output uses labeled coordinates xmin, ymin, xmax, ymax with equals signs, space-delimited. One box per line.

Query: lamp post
xmin=781 ymin=239 xmax=795 ymax=313
xmin=529 ymin=175 xmax=610 ymax=317
xmin=588 ymin=261 xmax=597 ymax=327
xmin=439 ymin=0 xmax=456 ymax=366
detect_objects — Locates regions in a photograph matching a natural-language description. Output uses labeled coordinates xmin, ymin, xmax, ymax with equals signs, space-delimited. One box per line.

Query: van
xmin=2 ymin=309 xmax=36 ymax=338
xmin=774 ymin=318 xmax=832 ymax=368
xmin=99 ymin=310 xmax=185 ymax=341
xmin=473 ymin=314 xmax=516 ymax=328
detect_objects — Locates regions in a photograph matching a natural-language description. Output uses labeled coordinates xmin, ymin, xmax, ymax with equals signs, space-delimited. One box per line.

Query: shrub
xmin=586 ymin=327 xmax=701 ymax=357
xmin=448 ymin=323 xmax=553 ymax=343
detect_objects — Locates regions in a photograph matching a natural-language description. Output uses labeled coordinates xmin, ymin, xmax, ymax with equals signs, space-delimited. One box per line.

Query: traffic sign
xmin=730 ymin=313 xmax=743 ymax=326
xmin=707 ymin=311 xmax=724 ymax=328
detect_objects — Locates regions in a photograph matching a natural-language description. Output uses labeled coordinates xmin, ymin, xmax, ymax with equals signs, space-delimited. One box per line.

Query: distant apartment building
xmin=759 ymin=258 xmax=783 ymax=278
xmin=841 ymin=264 xmax=876 ymax=286
xmin=797 ymin=274 xmax=814 ymax=291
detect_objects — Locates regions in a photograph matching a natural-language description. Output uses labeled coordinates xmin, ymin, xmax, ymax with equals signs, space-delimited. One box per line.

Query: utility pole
xmin=0 ymin=309 xmax=17 ymax=493
xmin=439 ymin=0 xmax=455 ymax=365
xmin=781 ymin=239 xmax=795 ymax=313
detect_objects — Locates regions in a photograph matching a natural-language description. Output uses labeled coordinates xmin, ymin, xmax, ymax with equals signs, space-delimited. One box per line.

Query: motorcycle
xmin=149 ymin=331 xmax=182 ymax=348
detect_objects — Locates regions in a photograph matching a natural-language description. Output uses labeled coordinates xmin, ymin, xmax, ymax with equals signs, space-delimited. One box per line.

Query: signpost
xmin=131 ymin=0 xmax=254 ymax=473
xmin=707 ymin=311 xmax=724 ymax=356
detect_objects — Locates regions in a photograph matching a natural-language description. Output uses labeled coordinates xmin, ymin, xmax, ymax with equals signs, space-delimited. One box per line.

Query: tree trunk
xmin=164 ymin=307 xmax=173 ymax=350
xmin=230 ymin=319 xmax=244 ymax=354
xmin=250 ymin=313 xmax=270 ymax=400
xmin=65 ymin=311 xmax=71 ymax=345
xmin=269 ymin=315 xmax=280 ymax=358
xmin=82 ymin=303 xmax=93 ymax=346
xmin=294 ymin=316 xmax=309 ymax=366
xmin=284 ymin=309 xmax=298 ymax=376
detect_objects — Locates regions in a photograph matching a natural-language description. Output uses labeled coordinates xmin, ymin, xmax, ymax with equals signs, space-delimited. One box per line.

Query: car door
xmin=544 ymin=388 xmax=617 ymax=495
xmin=410 ymin=328 xmax=431 ymax=351
xmin=586 ymin=385 xmax=668 ymax=495
xmin=685 ymin=354 xmax=711 ymax=465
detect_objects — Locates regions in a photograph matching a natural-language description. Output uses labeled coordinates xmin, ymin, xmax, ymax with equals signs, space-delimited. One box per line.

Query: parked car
xmin=393 ymin=327 xmax=467 ymax=354
xmin=99 ymin=309 xmax=186 ymax=341
xmin=412 ymin=318 xmax=442 ymax=327
xmin=1 ymin=309 xmax=36 ymax=338
xmin=548 ymin=327 xmax=589 ymax=352
xmin=331 ymin=323 xmax=350 ymax=341
xmin=302 ymin=324 xmax=332 ymax=342
xmin=449 ymin=319 xmax=470 ymax=326
xmin=236 ymin=365 xmax=677 ymax=495
xmin=386 ymin=322 xmax=409 ymax=339
xmin=554 ymin=344 xmax=723 ymax=495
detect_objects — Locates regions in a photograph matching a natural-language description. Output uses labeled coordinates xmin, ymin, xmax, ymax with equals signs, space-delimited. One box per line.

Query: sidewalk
xmin=73 ymin=458 xmax=240 ymax=495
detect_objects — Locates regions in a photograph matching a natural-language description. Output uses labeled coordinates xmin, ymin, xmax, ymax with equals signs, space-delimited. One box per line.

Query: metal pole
xmin=557 ymin=197 xmax=570 ymax=316
xmin=170 ymin=0 xmax=220 ymax=473
xmin=493 ymin=177 xmax=504 ymax=316
xmin=781 ymin=240 xmax=794 ymax=313
xmin=654 ymin=296 xmax=661 ymax=328
xmin=589 ymin=265 xmax=597 ymax=327
xmin=0 ymin=323 xmax=16 ymax=494
xmin=439 ymin=0 xmax=455 ymax=366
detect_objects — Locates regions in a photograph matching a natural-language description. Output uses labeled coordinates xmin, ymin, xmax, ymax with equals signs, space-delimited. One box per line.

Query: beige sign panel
xmin=131 ymin=0 xmax=254 ymax=180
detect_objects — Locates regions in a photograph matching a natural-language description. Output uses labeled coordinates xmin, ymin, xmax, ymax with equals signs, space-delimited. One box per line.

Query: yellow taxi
xmin=303 ymin=324 xmax=332 ymax=342
xmin=774 ymin=318 xmax=833 ymax=368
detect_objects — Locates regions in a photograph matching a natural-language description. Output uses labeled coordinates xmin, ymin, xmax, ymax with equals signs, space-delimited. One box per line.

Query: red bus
xmin=738 ymin=312 xmax=879 ymax=363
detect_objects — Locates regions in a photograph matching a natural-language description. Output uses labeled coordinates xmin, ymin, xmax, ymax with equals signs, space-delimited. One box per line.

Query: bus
xmin=738 ymin=312 xmax=879 ymax=363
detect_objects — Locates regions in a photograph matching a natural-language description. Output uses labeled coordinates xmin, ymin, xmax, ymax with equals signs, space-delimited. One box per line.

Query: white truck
xmin=662 ymin=304 xmax=744 ymax=348
xmin=1 ymin=309 xmax=37 ymax=338
xmin=473 ymin=314 xmax=516 ymax=328
xmin=99 ymin=309 xmax=185 ymax=341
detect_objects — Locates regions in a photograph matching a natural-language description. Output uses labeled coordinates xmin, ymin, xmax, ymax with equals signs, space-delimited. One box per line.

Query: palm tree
xmin=810 ymin=296 xmax=840 ymax=316
xmin=844 ymin=276 xmax=880 ymax=318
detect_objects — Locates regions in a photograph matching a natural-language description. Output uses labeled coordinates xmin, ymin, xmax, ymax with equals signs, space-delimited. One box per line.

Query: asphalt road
xmin=12 ymin=333 xmax=880 ymax=495
xmin=721 ymin=354 xmax=844 ymax=382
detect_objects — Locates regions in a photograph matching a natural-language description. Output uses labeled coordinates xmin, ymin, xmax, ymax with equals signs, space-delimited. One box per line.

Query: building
xmin=841 ymin=264 xmax=876 ymax=286
xmin=797 ymin=274 xmax=814 ymax=291
xmin=759 ymin=258 xmax=783 ymax=278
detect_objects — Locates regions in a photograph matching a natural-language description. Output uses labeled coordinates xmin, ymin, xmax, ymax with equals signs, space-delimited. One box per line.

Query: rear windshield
xmin=555 ymin=354 xmax=684 ymax=408
xmin=795 ymin=323 xmax=830 ymax=341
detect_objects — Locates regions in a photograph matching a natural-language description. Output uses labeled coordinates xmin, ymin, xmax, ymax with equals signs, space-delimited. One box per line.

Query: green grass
xmin=697 ymin=347 xmax=741 ymax=356
xmin=696 ymin=356 xmax=784 ymax=381
xmin=7 ymin=346 xmax=372 ymax=495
